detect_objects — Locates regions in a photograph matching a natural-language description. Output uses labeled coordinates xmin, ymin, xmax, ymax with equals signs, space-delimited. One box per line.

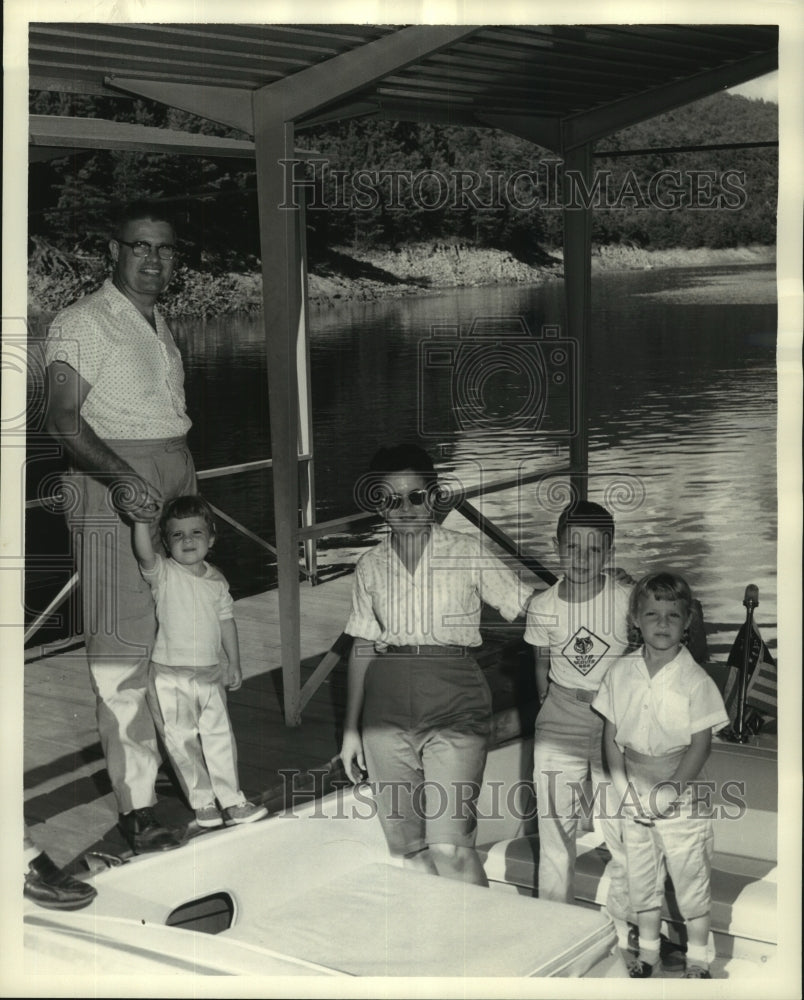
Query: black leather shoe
xmin=684 ymin=965 xmax=712 ymax=979
xmin=24 ymin=852 xmax=97 ymax=910
xmin=627 ymin=957 xmax=655 ymax=978
xmin=119 ymin=807 xmax=182 ymax=853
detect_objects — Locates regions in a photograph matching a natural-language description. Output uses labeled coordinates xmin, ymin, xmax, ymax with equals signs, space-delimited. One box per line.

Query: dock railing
xmin=23 ymin=456 xmax=317 ymax=661
xmin=23 ymin=460 xmax=564 ymax=665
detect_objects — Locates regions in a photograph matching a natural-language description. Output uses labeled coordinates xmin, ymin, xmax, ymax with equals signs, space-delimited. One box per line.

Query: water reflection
xmin=168 ymin=264 xmax=777 ymax=646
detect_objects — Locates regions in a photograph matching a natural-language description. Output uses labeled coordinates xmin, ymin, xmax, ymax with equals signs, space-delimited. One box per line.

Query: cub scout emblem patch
xmin=561 ymin=627 xmax=610 ymax=675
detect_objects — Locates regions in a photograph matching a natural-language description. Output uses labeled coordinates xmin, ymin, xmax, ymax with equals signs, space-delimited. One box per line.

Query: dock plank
xmin=24 ymin=576 xmax=357 ymax=866
xmin=24 ymin=573 xmax=536 ymax=869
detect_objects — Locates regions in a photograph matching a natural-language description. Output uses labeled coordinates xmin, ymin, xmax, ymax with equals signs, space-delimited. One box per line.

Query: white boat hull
xmin=22 ymin=734 xmax=777 ymax=980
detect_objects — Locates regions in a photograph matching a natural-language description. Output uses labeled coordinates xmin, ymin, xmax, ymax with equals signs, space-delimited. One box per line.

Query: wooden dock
xmin=24 ymin=570 xmax=537 ymax=873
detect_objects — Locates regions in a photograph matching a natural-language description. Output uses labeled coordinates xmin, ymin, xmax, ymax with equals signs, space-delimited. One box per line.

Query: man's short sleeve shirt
xmin=45 ymin=279 xmax=191 ymax=439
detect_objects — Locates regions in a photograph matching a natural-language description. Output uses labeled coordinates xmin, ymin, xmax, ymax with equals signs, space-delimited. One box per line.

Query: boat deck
xmin=23 ymin=571 xmax=537 ymax=871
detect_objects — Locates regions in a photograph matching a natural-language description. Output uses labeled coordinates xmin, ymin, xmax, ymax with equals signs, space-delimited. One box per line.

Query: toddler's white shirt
xmin=141 ymin=554 xmax=234 ymax=667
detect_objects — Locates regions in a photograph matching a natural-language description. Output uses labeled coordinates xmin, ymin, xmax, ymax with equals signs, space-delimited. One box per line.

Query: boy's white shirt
xmin=524 ymin=575 xmax=632 ymax=691
xmin=140 ymin=553 xmax=234 ymax=667
xmin=593 ymin=645 xmax=730 ymax=756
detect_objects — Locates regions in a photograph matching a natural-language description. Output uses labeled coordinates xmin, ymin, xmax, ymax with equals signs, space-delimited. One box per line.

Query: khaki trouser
xmin=533 ymin=683 xmax=629 ymax=919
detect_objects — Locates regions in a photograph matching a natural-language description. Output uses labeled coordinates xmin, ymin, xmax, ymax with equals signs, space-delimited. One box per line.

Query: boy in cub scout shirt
xmin=525 ymin=500 xmax=632 ymax=945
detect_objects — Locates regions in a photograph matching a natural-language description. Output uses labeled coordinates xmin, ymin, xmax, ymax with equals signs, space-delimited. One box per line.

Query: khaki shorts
xmin=361 ymin=650 xmax=491 ymax=856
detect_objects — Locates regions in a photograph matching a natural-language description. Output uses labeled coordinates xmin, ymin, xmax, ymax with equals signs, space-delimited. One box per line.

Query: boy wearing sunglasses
xmin=340 ymin=443 xmax=529 ymax=885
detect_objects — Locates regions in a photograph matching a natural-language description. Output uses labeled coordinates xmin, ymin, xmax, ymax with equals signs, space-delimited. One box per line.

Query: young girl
xmin=133 ymin=495 xmax=267 ymax=830
xmin=593 ymin=572 xmax=729 ymax=979
xmin=340 ymin=443 xmax=528 ymax=885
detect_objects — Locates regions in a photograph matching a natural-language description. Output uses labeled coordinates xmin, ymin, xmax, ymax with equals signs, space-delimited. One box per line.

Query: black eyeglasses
xmin=116 ymin=239 xmax=177 ymax=260
xmin=378 ymin=489 xmax=430 ymax=511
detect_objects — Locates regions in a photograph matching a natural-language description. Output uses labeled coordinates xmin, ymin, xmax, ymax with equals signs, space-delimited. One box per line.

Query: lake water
xmin=26 ymin=263 xmax=777 ymax=656
xmin=171 ymin=262 xmax=777 ymax=654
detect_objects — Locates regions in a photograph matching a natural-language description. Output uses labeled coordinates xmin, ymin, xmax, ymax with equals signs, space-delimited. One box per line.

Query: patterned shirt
xmin=593 ymin=645 xmax=729 ymax=755
xmin=345 ymin=524 xmax=527 ymax=647
xmin=45 ymin=279 xmax=191 ymax=440
xmin=141 ymin=554 xmax=234 ymax=667
xmin=524 ymin=576 xmax=632 ymax=691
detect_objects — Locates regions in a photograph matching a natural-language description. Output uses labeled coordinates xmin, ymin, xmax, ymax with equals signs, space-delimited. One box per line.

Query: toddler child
xmin=133 ymin=495 xmax=267 ymax=829
xmin=525 ymin=500 xmax=631 ymax=940
xmin=593 ymin=571 xmax=729 ymax=979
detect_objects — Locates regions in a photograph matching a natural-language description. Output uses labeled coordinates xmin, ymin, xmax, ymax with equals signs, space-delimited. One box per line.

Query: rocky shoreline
xmin=307 ymin=242 xmax=775 ymax=310
xmin=28 ymin=241 xmax=775 ymax=318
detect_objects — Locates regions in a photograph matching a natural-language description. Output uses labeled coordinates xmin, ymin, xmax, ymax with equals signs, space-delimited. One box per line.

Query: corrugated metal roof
xmin=29 ymin=22 xmax=777 ymax=140
xmin=29 ymin=23 xmax=397 ymax=95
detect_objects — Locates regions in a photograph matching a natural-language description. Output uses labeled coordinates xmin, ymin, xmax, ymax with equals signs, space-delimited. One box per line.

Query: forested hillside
xmin=28 ymin=88 xmax=777 ymax=311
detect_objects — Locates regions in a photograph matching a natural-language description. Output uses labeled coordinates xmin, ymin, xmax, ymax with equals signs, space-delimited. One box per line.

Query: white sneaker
xmin=195 ymin=803 xmax=224 ymax=828
xmin=223 ymin=800 xmax=268 ymax=825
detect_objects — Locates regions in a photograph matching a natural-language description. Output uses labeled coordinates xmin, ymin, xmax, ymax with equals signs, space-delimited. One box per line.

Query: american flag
xmin=723 ymin=620 xmax=778 ymax=719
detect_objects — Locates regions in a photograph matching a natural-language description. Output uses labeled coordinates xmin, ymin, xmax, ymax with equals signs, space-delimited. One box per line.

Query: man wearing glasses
xmin=44 ymin=202 xmax=196 ymax=854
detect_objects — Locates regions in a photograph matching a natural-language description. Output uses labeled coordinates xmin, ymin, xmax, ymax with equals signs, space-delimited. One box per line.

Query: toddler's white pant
xmin=148 ymin=662 xmax=242 ymax=809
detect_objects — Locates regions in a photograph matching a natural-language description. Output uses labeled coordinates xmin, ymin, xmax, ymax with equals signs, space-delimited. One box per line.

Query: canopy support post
xmin=562 ymin=141 xmax=592 ymax=503
xmin=254 ymin=98 xmax=303 ymax=725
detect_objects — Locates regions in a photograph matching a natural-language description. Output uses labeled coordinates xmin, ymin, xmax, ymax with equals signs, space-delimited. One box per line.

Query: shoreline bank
xmin=307 ymin=242 xmax=775 ymax=310
xmin=27 ymin=242 xmax=775 ymax=318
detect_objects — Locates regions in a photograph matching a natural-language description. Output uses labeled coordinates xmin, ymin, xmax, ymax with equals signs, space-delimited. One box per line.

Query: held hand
xmin=225 ymin=663 xmax=243 ymax=691
xmin=110 ymin=473 xmax=163 ymax=523
xmin=620 ymin=792 xmax=651 ymax=824
xmin=340 ymin=730 xmax=366 ymax=784
xmin=620 ymin=801 xmax=642 ymax=820
xmin=649 ymin=784 xmax=681 ymax=819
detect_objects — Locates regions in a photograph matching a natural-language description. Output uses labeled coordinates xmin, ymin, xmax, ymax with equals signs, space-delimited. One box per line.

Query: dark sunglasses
xmin=377 ymin=488 xmax=430 ymax=511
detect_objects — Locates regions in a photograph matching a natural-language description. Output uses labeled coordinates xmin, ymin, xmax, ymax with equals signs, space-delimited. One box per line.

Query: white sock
xmin=639 ymin=937 xmax=661 ymax=964
xmin=613 ymin=917 xmax=631 ymax=950
xmin=23 ymin=845 xmax=41 ymax=866
xmin=686 ymin=943 xmax=709 ymax=967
